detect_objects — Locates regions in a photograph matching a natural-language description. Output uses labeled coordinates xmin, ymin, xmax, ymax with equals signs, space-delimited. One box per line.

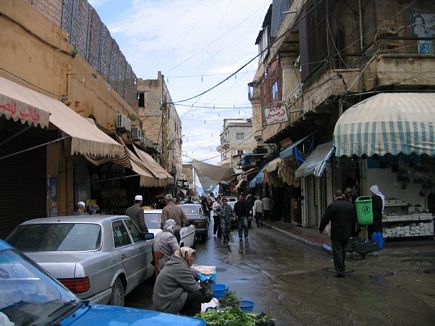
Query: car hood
xmin=62 ymin=304 xmax=205 ymax=325
xmin=24 ymin=251 xmax=95 ymax=278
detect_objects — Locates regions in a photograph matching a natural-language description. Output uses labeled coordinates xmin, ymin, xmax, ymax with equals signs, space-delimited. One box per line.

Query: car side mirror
xmin=143 ymin=232 xmax=154 ymax=240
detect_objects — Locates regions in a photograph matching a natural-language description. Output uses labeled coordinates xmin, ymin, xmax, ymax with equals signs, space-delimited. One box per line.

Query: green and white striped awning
xmin=334 ymin=93 xmax=435 ymax=157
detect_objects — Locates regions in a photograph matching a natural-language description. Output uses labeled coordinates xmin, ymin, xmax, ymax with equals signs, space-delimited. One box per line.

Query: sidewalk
xmin=263 ymin=220 xmax=435 ymax=255
xmin=263 ymin=220 xmax=332 ymax=252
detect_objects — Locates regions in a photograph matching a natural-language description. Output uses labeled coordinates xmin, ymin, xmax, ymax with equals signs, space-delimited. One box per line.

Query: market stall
xmin=333 ymin=92 xmax=435 ymax=239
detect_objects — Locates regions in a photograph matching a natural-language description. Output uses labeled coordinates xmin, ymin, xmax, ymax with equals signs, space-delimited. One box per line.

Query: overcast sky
xmin=90 ymin=0 xmax=270 ymax=164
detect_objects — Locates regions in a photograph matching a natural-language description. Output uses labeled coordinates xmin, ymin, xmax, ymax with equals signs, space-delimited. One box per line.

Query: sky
xmin=89 ymin=0 xmax=270 ymax=164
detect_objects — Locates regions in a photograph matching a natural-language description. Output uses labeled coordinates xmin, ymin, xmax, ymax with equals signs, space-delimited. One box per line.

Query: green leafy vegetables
xmin=196 ymin=308 xmax=275 ymax=326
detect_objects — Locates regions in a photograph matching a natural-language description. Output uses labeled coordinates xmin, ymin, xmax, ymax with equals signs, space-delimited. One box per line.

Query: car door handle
xmin=121 ymin=253 xmax=127 ymax=260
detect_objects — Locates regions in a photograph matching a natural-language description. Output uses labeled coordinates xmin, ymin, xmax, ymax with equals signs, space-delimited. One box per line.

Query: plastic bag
xmin=191 ymin=265 xmax=217 ymax=283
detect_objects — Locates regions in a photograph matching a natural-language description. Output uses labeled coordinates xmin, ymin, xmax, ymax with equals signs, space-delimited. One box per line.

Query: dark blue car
xmin=0 ymin=240 xmax=205 ymax=326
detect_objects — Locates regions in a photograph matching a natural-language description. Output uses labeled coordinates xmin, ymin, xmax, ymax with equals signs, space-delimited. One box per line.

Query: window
xmin=236 ymin=133 xmax=244 ymax=140
xmin=112 ymin=221 xmax=132 ymax=248
xmin=137 ymin=92 xmax=144 ymax=107
xmin=124 ymin=220 xmax=142 ymax=242
xmin=272 ymin=80 xmax=279 ymax=102
xmin=7 ymin=224 xmax=101 ymax=251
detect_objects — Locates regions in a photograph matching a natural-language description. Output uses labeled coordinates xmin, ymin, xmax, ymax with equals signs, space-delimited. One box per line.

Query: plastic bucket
xmin=212 ymin=284 xmax=228 ymax=299
xmin=239 ymin=300 xmax=255 ymax=312
xmin=355 ymin=196 xmax=373 ymax=225
xmin=371 ymin=232 xmax=384 ymax=250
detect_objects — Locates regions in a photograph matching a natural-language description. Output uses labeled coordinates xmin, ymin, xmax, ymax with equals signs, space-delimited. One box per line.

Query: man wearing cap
xmin=161 ymin=194 xmax=187 ymax=243
xmin=74 ymin=201 xmax=87 ymax=215
xmin=126 ymin=195 xmax=148 ymax=233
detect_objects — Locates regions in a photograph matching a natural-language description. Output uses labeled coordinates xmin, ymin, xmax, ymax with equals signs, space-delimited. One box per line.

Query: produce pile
xmin=197 ymin=291 xmax=275 ymax=326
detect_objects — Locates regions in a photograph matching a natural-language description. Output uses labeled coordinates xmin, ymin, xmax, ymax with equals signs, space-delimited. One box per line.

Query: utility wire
xmin=173 ymin=0 xmax=323 ymax=104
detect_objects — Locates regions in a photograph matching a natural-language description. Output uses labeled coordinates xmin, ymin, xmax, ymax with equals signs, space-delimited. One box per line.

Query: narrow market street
xmin=126 ymin=219 xmax=435 ymax=325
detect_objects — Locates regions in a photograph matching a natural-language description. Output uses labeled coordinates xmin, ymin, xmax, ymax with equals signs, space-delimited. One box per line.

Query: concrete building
xmin=0 ymin=0 xmax=171 ymax=237
xmin=217 ymin=118 xmax=255 ymax=173
xmin=249 ymin=0 xmax=435 ymax=230
xmin=137 ymin=72 xmax=183 ymax=182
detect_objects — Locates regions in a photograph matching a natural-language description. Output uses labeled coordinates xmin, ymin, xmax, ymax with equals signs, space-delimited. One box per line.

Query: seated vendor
xmin=153 ymin=247 xmax=212 ymax=316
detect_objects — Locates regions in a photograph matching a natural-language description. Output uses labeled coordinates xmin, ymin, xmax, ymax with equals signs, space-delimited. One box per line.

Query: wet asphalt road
xmin=126 ymin=218 xmax=435 ymax=325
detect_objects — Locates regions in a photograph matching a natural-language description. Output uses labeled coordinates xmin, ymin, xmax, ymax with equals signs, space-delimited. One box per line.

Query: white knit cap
xmin=135 ymin=195 xmax=143 ymax=201
xmin=77 ymin=201 xmax=85 ymax=208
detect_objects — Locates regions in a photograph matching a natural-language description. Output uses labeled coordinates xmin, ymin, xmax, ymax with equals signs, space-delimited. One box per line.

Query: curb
xmin=263 ymin=222 xmax=332 ymax=252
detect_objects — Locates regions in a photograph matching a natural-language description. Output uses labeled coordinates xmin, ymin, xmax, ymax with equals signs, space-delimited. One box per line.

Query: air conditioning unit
xmin=116 ymin=113 xmax=131 ymax=132
xmin=131 ymin=127 xmax=144 ymax=141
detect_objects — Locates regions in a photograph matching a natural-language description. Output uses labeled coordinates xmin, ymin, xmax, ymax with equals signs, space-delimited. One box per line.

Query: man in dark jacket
xmin=126 ymin=195 xmax=148 ymax=233
xmin=234 ymin=194 xmax=249 ymax=241
xmin=319 ymin=190 xmax=355 ymax=278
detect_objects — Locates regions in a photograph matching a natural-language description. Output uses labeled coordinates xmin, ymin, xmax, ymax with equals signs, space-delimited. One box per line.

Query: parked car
xmin=6 ymin=215 xmax=155 ymax=306
xmin=178 ymin=204 xmax=209 ymax=242
xmin=0 ymin=239 xmax=205 ymax=326
xmin=144 ymin=209 xmax=196 ymax=248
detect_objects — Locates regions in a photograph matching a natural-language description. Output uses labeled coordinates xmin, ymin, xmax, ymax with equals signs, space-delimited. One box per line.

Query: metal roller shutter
xmin=0 ymin=138 xmax=46 ymax=239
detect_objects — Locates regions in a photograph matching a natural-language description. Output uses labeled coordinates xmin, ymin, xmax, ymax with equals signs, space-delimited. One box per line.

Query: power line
xmin=173 ymin=0 xmax=324 ymax=103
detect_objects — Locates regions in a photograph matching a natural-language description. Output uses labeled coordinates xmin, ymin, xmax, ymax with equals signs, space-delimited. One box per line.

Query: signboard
xmin=264 ymin=104 xmax=288 ymax=125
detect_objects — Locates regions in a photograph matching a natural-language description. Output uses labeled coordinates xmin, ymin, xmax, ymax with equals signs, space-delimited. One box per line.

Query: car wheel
xmin=109 ymin=278 xmax=125 ymax=306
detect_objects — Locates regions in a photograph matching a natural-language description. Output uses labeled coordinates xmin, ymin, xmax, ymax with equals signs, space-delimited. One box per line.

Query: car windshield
xmin=144 ymin=213 xmax=161 ymax=229
xmin=0 ymin=248 xmax=78 ymax=326
xmin=179 ymin=205 xmax=201 ymax=215
xmin=7 ymin=223 xmax=101 ymax=252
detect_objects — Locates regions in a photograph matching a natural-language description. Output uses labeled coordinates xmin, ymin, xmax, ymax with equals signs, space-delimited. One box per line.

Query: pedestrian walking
xmin=74 ymin=201 xmax=87 ymax=215
xmin=319 ymin=190 xmax=356 ymax=278
xmin=219 ymin=198 xmax=233 ymax=244
xmin=212 ymin=197 xmax=222 ymax=239
xmin=126 ymin=195 xmax=149 ymax=233
xmin=153 ymin=219 xmax=180 ymax=275
xmin=200 ymin=195 xmax=210 ymax=221
xmin=234 ymin=194 xmax=249 ymax=241
xmin=246 ymin=194 xmax=254 ymax=228
xmin=262 ymin=195 xmax=271 ymax=220
xmin=161 ymin=194 xmax=187 ymax=243
xmin=253 ymin=195 xmax=264 ymax=227
xmin=368 ymin=185 xmax=385 ymax=239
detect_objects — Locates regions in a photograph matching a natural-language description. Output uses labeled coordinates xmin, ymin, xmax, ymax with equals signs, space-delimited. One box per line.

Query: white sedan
xmin=143 ymin=209 xmax=196 ymax=248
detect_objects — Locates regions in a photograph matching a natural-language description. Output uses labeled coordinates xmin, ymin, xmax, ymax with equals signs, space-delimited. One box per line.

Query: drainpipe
xmin=358 ymin=0 xmax=364 ymax=53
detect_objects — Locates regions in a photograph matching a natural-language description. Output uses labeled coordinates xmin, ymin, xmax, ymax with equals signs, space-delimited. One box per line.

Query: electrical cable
xmin=173 ymin=0 xmax=324 ymax=104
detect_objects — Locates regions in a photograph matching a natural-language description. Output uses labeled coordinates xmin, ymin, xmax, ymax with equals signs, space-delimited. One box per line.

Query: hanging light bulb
xmin=201 ymin=76 xmax=204 ymax=82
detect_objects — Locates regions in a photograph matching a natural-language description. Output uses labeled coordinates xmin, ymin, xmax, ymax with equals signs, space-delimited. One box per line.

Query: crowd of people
xmin=71 ymin=184 xmax=385 ymax=313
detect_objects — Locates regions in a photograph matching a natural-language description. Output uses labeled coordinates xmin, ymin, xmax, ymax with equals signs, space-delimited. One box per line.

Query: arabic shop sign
xmin=264 ymin=104 xmax=288 ymax=125
xmin=0 ymin=93 xmax=50 ymax=128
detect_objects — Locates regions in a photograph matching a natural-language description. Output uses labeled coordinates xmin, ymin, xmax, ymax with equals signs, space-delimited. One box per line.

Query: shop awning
xmin=249 ymin=168 xmax=265 ymax=188
xmin=295 ymin=142 xmax=335 ymax=178
xmin=125 ymin=147 xmax=163 ymax=187
xmin=334 ymin=93 xmax=435 ymax=157
xmin=0 ymin=77 xmax=124 ymax=158
xmin=0 ymin=77 xmax=50 ymax=128
xmin=133 ymin=145 xmax=174 ymax=184
xmin=265 ymin=157 xmax=281 ymax=173
xmin=279 ymin=135 xmax=310 ymax=163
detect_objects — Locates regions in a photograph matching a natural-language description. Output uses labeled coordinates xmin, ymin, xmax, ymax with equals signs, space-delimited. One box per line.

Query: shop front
xmin=0 ymin=77 xmax=124 ymax=236
xmin=334 ymin=92 xmax=435 ymax=239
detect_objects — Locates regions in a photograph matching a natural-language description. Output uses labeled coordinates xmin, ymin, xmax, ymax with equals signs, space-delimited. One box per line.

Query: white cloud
xmin=96 ymin=0 xmax=268 ymax=163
